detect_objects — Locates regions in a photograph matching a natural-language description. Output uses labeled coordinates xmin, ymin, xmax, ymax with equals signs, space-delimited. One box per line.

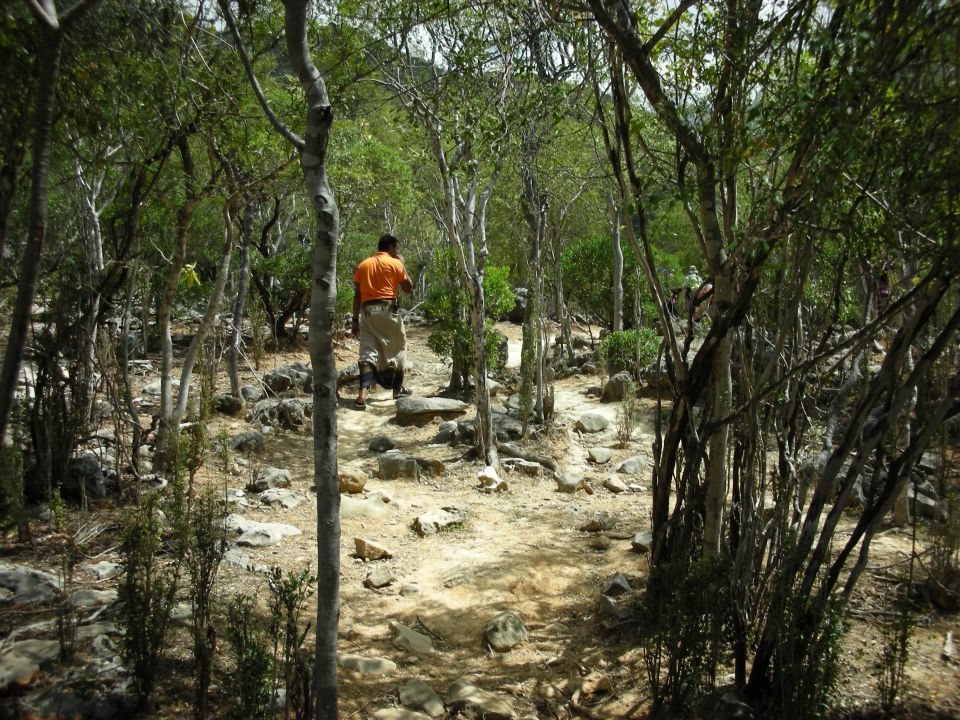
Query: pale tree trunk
xmin=280 ymin=3 xmax=341 ymax=716
xmin=608 ymin=193 xmax=624 ymax=332
xmin=228 ymin=205 xmax=253 ymax=398
xmin=892 ymin=250 xmax=918 ymax=525
xmin=519 ymin=134 xmax=546 ymax=435
xmin=219 ymin=1 xmax=342 ymax=712
xmin=0 ymin=0 xmax=100 ymax=447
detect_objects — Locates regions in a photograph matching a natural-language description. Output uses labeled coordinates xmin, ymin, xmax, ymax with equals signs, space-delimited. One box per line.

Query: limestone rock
xmin=337 ymin=362 xmax=361 ymax=386
xmin=0 ymin=563 xmax=60 ymax=606
xmin=259 ymin=488 xmax=301 ymax=509
xmin=575 ymin=412 xmax=609 ymax=433
xmin=354 ymin=537 xmax=393 ymax=561
xmin=431 ymin=421 xmax=460 ymax=444
xmin=446 ymin=678 xmax=517 ymax=719
xmin=340 ymin=496 xmax=389 ymax=519
xmin=458 ymin=413 xmax=523 ymax=443
xmin=373 ymin=710 xmax=431 ymax=720
xmin=0 ymin=639 xmax=59 ymax=692
xmin=502 ymin=458 xmax=542 ymax=476
xmin=368 ymin=435 xmax=396 ymax=452
xmin=70 ymin=589 xmax=118 ymax=609
xmin=556 ymin=474 xmax=591 ymax=494
xmin=399 ymin=678 xmax=445 ymax=716
xmin=615 ymin=456 xmax=648 ymax=475
xmin=240 ymin=384 xmax=263 ymax=402
xmin=390 ymin=621 xmax=434 ymax=655
xmin=365 ymin=567 xmax=396 ymax=589
xmin=396 ymin=397 xmax=468 ymax=427
xmin=412 ymin=506 xmax=468 ymax=536
xmin=415 ymin=457 xmax=446 ymax=476
xmin=264 ymin=363 xmax=312 ymax=393
xmin=579 ymin=511 xmax=613 ymax=533
xmin=248 ymin=466 xmax=292 ymax=492
xmin=379 ymin=450 xmax=420 ymax=481
xmin=631 ymin=531 xmax=653 ymax=554
xmin=230 ymin=430 xmax=266 ymax=453
xmin=603 ymin=476 xmax=628 ymax=493
xmin=587 ymin=447 xmax=613 ymax=464
xmin=602 ymin=372 xmax=635 ymax=403
xmin=478 ymin=466 xmax=508 ymax=493
xmin=248 ymin=398 xmax=311 ymax=430
xmin=225 ymin=514 xmax=301 ymax=547
xmin=484 ymin=611 xmax=528 ymax=652
xmin=215 ymin=394 xmax=244 ymax=416
xmin=602 ymin=573 xmax=632 ymax=598
xmin=81 ymin=560 xmax=120 ymax=580
xmin=339 ymin=466 xmax=368 ymax=494
xmin=338 ymin=653 xmax=397 ymax=675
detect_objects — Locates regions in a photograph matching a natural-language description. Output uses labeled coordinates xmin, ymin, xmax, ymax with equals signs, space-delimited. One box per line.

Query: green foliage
xmin=267 ymin=565 xmax=316 ymax=720
xmin=225 ymin=594 xmax=274 ymax=720
xmin=876 ymin=586 xmax=914 ymax=714
xmin=770 ymin=594 xmax=846 ymax=720
xmin=639 ymin=555 xmax=731 ymax=714
xmin=423 ymin=255 xmax=515 ymax=375
xmin=118 ymin=495 xmax=180 ymax=707
xmin=598 ymin=328 xmax=659 ymax=376
xmin=616 ymin=381 xmax=637 ymax=449
xmin=187 ymin=492 xmax=227 ymax=720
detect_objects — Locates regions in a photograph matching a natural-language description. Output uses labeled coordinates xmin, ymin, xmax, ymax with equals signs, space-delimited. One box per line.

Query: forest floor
xmin=2 ymin=319 xmax=959 ymax=719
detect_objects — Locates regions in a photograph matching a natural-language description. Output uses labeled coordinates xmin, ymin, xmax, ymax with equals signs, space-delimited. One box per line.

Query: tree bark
xmin=281 ymin=3 xmax=341 ymax=716
xmin=228 ymin=205 xmax=253 ymax=398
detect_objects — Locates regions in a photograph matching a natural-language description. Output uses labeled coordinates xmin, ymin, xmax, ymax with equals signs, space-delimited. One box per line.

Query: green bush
xmin=598 ymin=328 xmax=659 ymax=376
xmin=225 ymin=594 xmax=275 ymax=720
xmin=423 ymin=254 xmax=514 ymax=375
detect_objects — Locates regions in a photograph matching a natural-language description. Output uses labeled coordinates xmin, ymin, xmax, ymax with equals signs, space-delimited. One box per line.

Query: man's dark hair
xmin=378 ymin=234 xmax=399 ymax=252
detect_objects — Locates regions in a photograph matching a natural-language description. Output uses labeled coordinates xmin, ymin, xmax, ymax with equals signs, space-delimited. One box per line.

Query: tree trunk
xmin=281 ymin=3 xmax=342 ymax=716
xmin=229 ymin=205 xmax=253 ymax=399
xmin=0 ymin=29 xmax=63 ymax=449
xmin=608 ymin=193 xmax=624 ymax=332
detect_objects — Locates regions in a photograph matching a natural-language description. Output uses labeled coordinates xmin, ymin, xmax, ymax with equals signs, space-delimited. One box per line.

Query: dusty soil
xmin=2 ymin=319 xmax=959 ymax=719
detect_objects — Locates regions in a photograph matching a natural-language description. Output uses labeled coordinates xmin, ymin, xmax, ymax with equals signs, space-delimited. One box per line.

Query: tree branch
xmin=217 ymin=0 xmax=305 ymax=151
xmin=641 ymin=0 xmax=697 ymax=55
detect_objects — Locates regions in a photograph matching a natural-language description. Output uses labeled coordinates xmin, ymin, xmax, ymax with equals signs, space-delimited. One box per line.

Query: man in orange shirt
xmin=350 ymin=234 xmax=414 ymax=410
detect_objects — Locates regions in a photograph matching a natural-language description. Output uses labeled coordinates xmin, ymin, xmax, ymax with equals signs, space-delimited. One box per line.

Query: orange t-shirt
xmin=353 ymin=252 xmax=409 ymax=303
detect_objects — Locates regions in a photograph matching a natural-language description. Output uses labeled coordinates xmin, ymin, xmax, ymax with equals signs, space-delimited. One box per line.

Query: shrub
xmin=225 ymin=594 xmax=274 ymax=720
xmin=118 ymin=495 xmax=180 ymax=707
xmin=598 ymin=328 xmax=659 ymax=377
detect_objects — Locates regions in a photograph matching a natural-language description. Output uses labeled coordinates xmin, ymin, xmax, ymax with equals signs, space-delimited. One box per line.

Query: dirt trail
xmin=211 ymin=321 xmax=656 ymax=714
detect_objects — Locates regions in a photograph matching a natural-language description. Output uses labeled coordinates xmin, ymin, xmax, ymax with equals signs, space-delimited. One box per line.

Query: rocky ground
xmin=1 ymin=319 xmax=958 ymax=719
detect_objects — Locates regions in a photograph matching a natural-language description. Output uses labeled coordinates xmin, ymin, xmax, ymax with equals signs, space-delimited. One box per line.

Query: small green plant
xmin=616 ymin=381 xmax=637 ymax=448
xmin=598 ymin=328 xmax=659 ymax=377
xmin=118 ymin=494 xmax=181 ymax=707
xmin=56 ymin=534 xmax=79 ymax=661
xmin=217 ymin=426 xmax=232 ymax=474
xmin=225 ymin=594 xmax=275 ymax=720
xmin=640 ymin=555 xmax=731 ymax=714
xmin=267 ymin=565 xmax=316 ymax=720
xmin=49 ymin=487 xmax=68 ymax=532
xmin=876 ymin=586 xmax=914 ymax=714
xmin=187 ymin=491 xmax=227 ymax=720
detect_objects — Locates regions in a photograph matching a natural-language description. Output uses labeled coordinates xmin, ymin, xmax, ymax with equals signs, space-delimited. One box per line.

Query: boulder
xmin=230 ymin=430 xmax=266 ymax=453
xmin=247 ymin=467 xmax=292 ymax=492
xmin=215 ymin=394 xmax=244 ymax=416
xmin=399 ymin=678 xmax=445 ymax=716
xmin=69 ymin=589 xmax=118 ymax=609
xmin=587 ymin=447 xmax=613 ymax=465
xmin=603 ymin=476 xmax=628 ymax=494
xmin=431 ymin=421 xmax=460 ymax=444
xmin=640 ymin=358 xmax=671 ymax=390
xmin=340 ymin=496 xmax=390 ymax=519
xmin=413 ymin=506 xmax=468 ymax=536
xmin=390 ymin=621 xmax=434 ymax=655
xmin=484 ymin=611 xmax=528 ymax=652
xmin=556 ymin=474 xmax=590 ymax=494
xmin=248 ymin=398 xmax=311 ymax=429
xmin=379 ymin=450 xmax=420 ymax=481
xmin=66 ymin=452 xmax=112 ymax=500
xmin=506 ymin=287 xmax=528 ymax=323
xmin=81 ymin=561 xmax=120 ymax=581
xmin=373 ymin=710 xmax=431 ymax=720
xmin=502 ymin=458 xmax=542 ymax=476
xmin=338 ymin=653 xmax=397 ymax=675
xmin=575 ymin=412 xmax=609 ymax=433
xmin=602 ymin=573 xmax=632 ymax=598
xmin=395 ymin=397 xmax=469 ymax=427
xmin=365 ymin=566 xmax=396 ymax=589
xmin=0 ymin=640 xmax=60 ymax=692
xmin=337 ymin=362 xmax=361 ymax=386
xmin=631 ymin=531 xmax=653 ymax=554
xmin=354 ymin=537 xmax=393 ymax=561
xmin=225 ymin=514 xmax=301 ymax=547
xmin=602 ymin=371 xmax=635 ymax=403
xmin=457 ymin=413 xmax=523 ymax=443
xmin=264 ymin=363 xmax=312 ymax=394
xmin=368 ymin=435 xmax=396 ymax=452
xmin=0 ymin=563 xmax=60 ymax=606
xmin=240 ymin=384 xmax=263 ymax=402
xmin=615 ymin=456 xmax=648 ymax=475
xmin=477 ymin=466 xmax=508 ymax=493
xmin=259 ymin=488 xmax=301 ymax=509
xmin=446 ymin=678 xmax=517 ymax=719
xmin=338 ymin=466 xmax=368 ymax=494
xmin=579 ymin=511 xmax=613 ymax=533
